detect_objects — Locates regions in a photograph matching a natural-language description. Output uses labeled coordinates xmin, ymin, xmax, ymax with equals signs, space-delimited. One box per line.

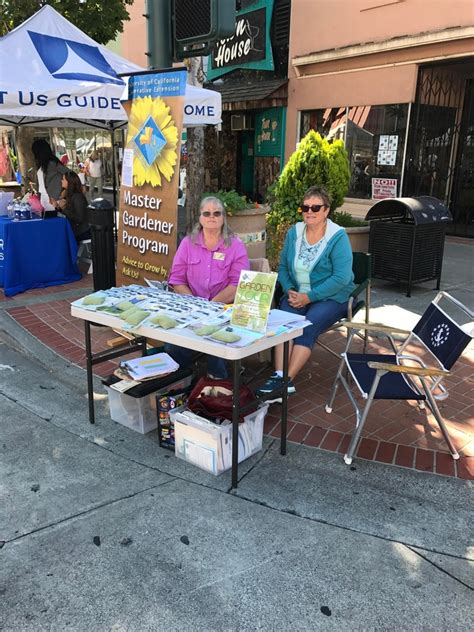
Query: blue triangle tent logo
xmin=28 ymin=30 xmax=124 ymax=85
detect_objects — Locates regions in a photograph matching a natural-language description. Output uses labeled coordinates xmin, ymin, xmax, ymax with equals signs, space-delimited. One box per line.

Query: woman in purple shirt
xmin=165 ymin=196 xmax=249 ymax=378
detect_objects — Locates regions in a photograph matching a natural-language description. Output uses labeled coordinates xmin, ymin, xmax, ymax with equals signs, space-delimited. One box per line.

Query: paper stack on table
xmin=120 ymin=352 xmax=179 ymax=381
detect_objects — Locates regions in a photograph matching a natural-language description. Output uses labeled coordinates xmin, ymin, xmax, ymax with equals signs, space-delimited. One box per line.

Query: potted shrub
xmin=266 ymin=131 xmax=352 ymax=269
xmin=202 ymin=189 xmax=268 ymax=259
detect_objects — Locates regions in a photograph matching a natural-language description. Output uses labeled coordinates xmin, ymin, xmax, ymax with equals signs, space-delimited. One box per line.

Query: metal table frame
xmin=73 ymin=306 xmax=300 ymax=489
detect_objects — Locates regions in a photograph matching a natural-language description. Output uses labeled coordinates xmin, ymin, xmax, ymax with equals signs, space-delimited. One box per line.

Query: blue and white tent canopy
xmin=0 ymin=5 xmax=221 ymax=129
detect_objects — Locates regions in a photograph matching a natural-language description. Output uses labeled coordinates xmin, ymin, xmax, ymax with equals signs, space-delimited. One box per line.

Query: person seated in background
xmin=55 ymin=171 xmax=90 ymax=242
xmin=31 ymin=139 xmax=69 ymax=217
xmin=256 ymin=186 xmax=355 ymax=401
xmin=165 ymin=196 xmax=249 ymax=379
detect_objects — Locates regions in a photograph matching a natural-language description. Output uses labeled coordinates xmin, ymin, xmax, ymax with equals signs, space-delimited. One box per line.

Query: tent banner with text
xmin=116 ymin=68 xmax=186 ymax=286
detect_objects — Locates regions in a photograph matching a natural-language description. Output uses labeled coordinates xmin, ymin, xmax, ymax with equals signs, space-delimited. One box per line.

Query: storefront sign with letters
xmin=207 ymin=0 xmax=274 ymax=80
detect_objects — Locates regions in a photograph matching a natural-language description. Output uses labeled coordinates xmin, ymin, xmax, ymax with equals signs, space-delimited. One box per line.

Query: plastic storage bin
xmin=173 ymin=404 xmax=268 ymax=475
xmin=102 ymin=369 xmax=192 ymax=434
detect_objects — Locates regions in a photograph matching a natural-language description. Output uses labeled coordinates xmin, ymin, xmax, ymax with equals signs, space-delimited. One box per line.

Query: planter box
xmin=346 ymin=226 xmax=369 ymax=253
xmin=227 ymin=206 xmax=267 ymax=259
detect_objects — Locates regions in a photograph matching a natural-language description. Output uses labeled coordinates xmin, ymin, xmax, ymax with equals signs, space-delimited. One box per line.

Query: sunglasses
xmin=201 ymin=211 xmax=223 ymax=217
xmin=301 ymin=204 xmax=327 ymax=213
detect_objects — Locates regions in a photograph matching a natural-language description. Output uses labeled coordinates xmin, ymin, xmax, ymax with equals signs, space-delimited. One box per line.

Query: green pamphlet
xmin=231 ymin=270 xmax=278 ymax=333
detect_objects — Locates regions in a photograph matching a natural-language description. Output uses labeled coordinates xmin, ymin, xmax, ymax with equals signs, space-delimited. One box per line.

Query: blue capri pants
xmin=280 ymin=296 xmax=349 ymax=349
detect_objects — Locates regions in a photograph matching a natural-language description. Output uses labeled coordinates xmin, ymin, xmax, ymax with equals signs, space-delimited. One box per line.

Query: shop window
xmin=346 ymin=103 xmax=408 ymax=199
xmin=300 ymin=104 xmax=408 ymax=199
xmin=300 ymin=108 xmax=346 ymax=141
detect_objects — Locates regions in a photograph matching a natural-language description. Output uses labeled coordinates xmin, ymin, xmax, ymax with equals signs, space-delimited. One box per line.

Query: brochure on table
xmin=231 ymin=270 xmax=278 ymax=333
xmin=72 ymin=283 xmax=310 ymax=347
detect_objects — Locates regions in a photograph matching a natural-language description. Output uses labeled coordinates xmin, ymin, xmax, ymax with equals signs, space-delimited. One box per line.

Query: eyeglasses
xmin=301 ymin=204 xmax=327 ymax=213
xmin=201 ymin=211 xmax=223 ymax=217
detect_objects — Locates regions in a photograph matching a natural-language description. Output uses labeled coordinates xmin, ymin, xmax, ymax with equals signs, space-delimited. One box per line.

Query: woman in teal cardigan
xmin=257 ymin=187 xmax=355 ymax=401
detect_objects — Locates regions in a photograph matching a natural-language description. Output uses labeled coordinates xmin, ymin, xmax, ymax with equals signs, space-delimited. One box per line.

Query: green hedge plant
xmin=266 ymin=131 xmax=351 ymax=268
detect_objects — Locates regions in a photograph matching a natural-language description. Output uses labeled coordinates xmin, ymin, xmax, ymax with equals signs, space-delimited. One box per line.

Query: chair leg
xmin=325 ymin=356 xmax=346 ymax=413
xmin=344 ymin=373 xmax=381 ymax=465
xmin=421 ymin=378 xmax=459 ymax=459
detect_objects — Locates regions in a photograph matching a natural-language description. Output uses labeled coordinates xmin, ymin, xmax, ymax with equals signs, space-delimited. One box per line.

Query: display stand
xmin=71 ymin=304 xmax=303 ymax=488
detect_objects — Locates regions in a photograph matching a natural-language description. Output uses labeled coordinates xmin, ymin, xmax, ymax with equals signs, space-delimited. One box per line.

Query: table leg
xmin=84 ymin=320 xmax=95 ymax=424
xmin=281 ymin=340 xmax=289 ymax=455
xmin=231 ymin=359 xmax=241 ymax=489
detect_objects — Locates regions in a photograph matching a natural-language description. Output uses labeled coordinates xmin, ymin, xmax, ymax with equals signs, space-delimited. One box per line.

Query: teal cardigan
xmin=278 ymin=220 xmax=355 ymax=304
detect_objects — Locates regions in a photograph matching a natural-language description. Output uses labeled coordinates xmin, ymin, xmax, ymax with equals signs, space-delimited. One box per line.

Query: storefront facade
xmin=207 ymin=0 xmax=291 ymax=202
xmin=287 ymin=0 xmax=474 ymax=236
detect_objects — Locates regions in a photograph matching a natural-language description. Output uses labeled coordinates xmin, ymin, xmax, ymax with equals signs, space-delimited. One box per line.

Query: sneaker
xmin=207 ymin=373 xmax=224 ymax=380
xmin=255 ymin=374 xmax=296 ymax=403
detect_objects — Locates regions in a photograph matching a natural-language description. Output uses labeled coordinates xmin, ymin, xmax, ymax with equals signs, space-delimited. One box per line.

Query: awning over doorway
xmin=209 ymin=78 xmax=287 ymax=111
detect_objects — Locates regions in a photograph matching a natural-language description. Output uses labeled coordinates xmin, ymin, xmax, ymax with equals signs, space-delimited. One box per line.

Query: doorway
xmin=405 ymin=61 xmax=474 ymax=236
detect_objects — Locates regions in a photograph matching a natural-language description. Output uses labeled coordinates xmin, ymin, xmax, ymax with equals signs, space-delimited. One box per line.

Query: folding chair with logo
xmin=316 ymin=251 xmax=372 ymax=358
xmin=325 ymin=291 xmax=473 ymax=465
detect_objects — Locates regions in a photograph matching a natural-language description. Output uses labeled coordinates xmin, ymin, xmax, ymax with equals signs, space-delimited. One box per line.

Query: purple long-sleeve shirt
xmin=168 ymin=233 xmax=249 ymax=300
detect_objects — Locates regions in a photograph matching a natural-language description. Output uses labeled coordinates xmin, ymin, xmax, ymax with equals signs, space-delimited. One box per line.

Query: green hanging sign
xmin=255 ymin=107 xmax=285 ymax=158
xmin=207 ymin=0 xmax=274 ymax=80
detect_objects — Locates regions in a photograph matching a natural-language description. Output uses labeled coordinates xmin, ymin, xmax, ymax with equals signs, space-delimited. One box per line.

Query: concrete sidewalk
xmin=0 ymin=336 xmax=473 ymax=630
xmin=1 ymin=236 xmax=473 ymax=479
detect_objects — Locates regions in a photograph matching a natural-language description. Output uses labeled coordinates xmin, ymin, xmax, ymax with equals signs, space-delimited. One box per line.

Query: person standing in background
xmin=85 ymin=150 xmax=103 ymax=200
xmin=31 ymin=139 xmax=69 ymax=216
xmin=77 ymin=163 xmax=88 ymax=195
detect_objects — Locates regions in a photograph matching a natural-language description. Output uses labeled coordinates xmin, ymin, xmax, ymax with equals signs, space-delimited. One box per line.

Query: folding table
xmin=71 ymin=303 xmax=303 ymax=488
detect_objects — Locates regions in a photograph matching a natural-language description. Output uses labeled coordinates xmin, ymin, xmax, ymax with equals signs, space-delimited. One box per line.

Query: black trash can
xmin=87 ymin=198 xmax=116 ymax=291
xmin=365 ymin=196 xmax=452 ymax=297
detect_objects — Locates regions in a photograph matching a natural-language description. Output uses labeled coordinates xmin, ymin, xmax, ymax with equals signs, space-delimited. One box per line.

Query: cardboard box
xmin=173 ymin=404 xmax=268 ymax=475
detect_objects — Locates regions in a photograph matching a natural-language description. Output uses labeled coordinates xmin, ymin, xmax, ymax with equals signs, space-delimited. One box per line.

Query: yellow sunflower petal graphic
xmin=126 ymin=96 xmax=179 ymax=188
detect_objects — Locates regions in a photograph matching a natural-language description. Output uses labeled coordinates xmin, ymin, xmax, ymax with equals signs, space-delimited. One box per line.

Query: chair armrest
xmin=367 ymin=361 xmax=450 ymax=378
xmin=341 ymin=321 xmax=411 ymax=336
xmin=350 ymin=279 xmax=370 ymax=298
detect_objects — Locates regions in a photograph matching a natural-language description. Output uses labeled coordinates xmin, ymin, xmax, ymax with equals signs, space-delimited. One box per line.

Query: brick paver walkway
xmin=3 ymin=275 xmax=473 ymax=480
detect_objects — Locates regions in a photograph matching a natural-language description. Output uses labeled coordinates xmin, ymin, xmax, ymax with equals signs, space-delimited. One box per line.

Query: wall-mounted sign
xmin=115 ymin=68 xmax=186 ymax=286
xmin=207 ymin=0 xmax=274 ymax=80
xmin=372 ymin=178 xmax=398 ymax=199
xmin=255 ymin=107 xmax=285 ymax=157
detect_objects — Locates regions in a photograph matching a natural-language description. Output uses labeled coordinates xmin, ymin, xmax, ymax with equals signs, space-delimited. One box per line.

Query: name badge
xmin=213 ymin=252 xmax=225 ymax=261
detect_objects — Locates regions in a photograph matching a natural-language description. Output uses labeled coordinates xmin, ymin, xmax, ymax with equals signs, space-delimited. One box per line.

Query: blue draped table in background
xmin=0 ymin=217 xmax=81 ymax=297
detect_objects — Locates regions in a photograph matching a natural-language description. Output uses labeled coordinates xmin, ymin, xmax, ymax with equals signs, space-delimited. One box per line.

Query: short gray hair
xmin=303 ymin=186 xmax=332 ymax=209
xmin=190 ymin=196 xmax=235 ymax=246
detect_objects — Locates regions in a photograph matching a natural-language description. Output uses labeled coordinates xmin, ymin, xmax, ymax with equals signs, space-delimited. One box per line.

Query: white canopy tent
xmin=0 ymin=5 xmax=221 ymax=129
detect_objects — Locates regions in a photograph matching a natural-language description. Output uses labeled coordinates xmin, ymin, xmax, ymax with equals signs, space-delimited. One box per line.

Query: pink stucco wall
xmin=285 ymin=0 xmax=474 ymax=158
xmin=120 ymin=0 xmax=148 ymax=68
xmin=290 ymin=0 xmax=474 ymax=59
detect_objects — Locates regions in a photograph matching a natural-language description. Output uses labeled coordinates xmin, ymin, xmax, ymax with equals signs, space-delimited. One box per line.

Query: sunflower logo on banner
xmin=116 ymin=68 xmax=187 ymax=287
xmin=128 ymin=96 xmax=179 ymax=187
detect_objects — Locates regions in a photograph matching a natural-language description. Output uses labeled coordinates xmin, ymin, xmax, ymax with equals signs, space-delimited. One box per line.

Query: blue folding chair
xmin=325 ymin=292 xmax=473 ymax=465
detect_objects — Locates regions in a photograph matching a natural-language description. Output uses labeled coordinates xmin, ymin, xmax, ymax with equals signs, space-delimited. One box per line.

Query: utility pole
xmin=146 ymin=0 xmax=172 ymax=69
xmin=185 ymin=57 xmax=205 ymax=232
